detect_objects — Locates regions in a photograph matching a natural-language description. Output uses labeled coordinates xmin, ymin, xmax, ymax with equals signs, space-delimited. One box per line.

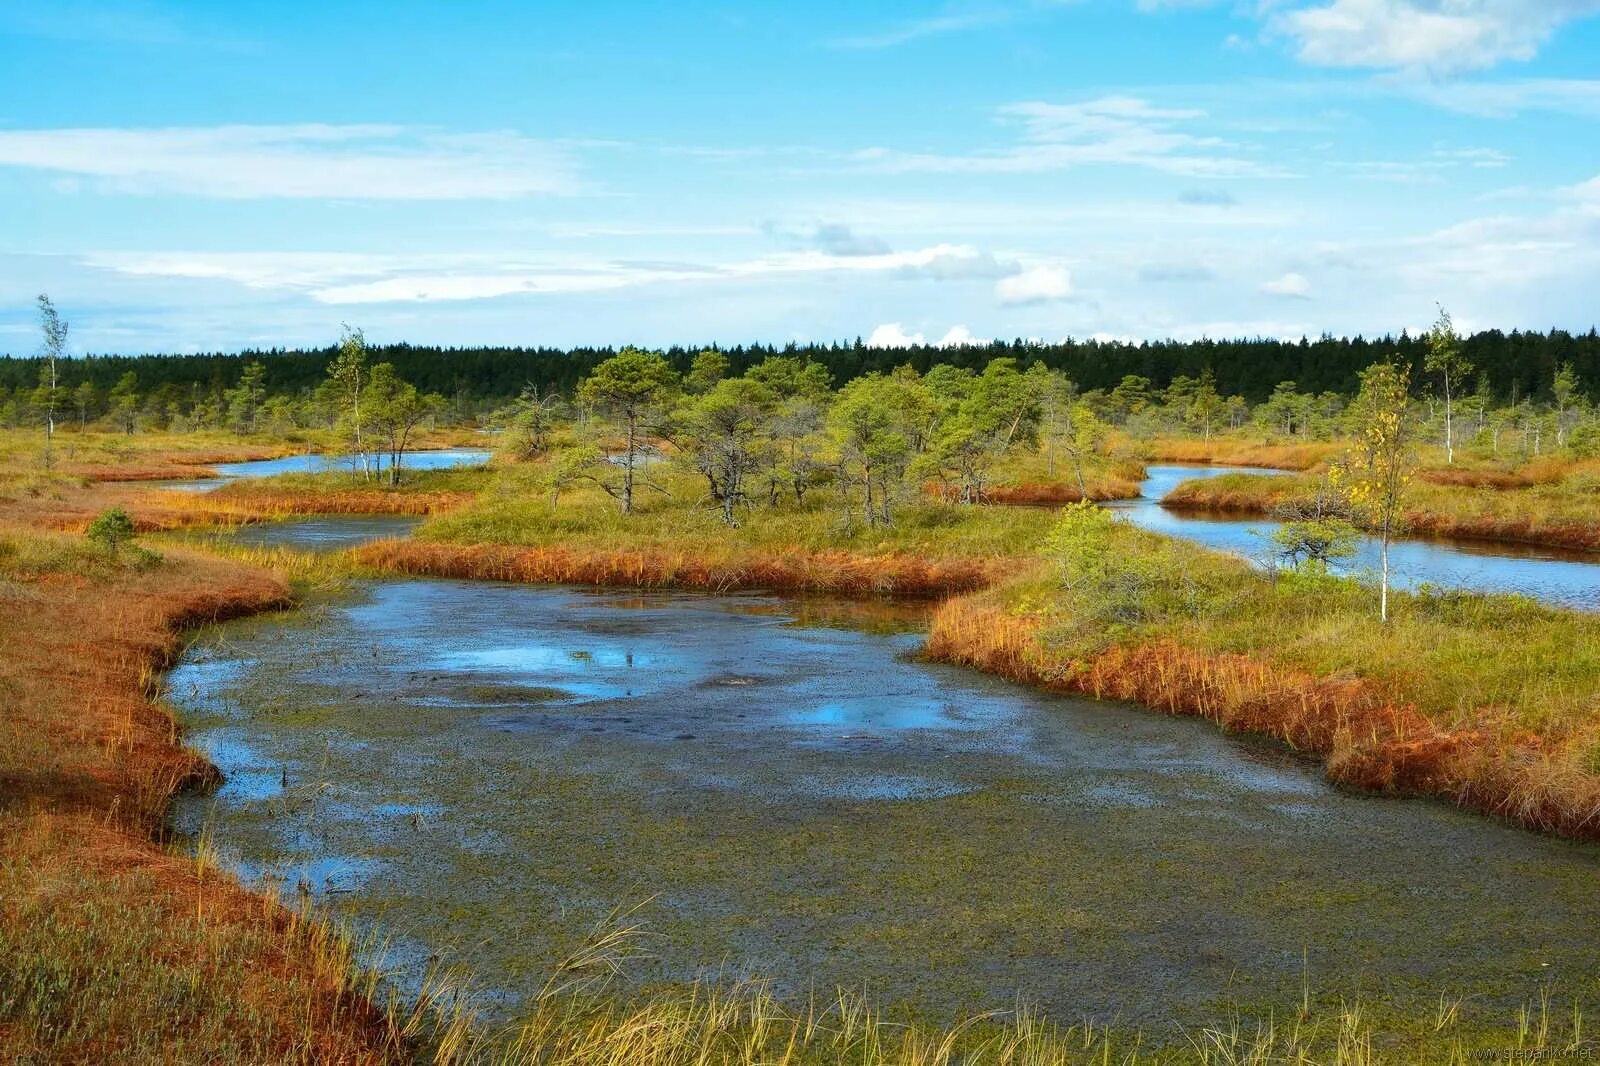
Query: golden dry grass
xmin=354 ymin=537 xmax=1005 ymax=597
xmin=1141 ymin=436 xmax=1339 ymax=471
xmin=0 ymin=525 xmax=415 ymax=1063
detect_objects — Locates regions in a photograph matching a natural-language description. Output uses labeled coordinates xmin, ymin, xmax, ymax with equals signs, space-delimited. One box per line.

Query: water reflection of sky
xmin=158 ymin=447 xmax=492 ymax=493
xmin=167 ymin=579 xmax=1600 ymax=1030
xmin=1118 ymin=465 xmax=1600 ymax=611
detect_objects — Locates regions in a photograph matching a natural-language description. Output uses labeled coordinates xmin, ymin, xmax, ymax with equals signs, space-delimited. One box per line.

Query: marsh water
xmin=1122 ymin=465 xmax=1600 ymax=610
xmin=170 ymin=541 xmax=1600 ymax=1030
xmin=164 ymin=456 xmax=1600 ymax=1028
xmin=163 ymin=446 xmax=492 ymax=492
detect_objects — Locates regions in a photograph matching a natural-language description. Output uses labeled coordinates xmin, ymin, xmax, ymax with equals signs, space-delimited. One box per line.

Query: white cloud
xmin=866 ymin=323 xmax=926 ymax=347
xmin=1270 ymin=0 xmax=1600 ymax=74
xmin=936 ymin=325 xmax=986 ymax=346
xmin=997 ymin=265 xmax=1073 ymax=305
xmin=1573 ymin=175 xmax=1600 ymax=216
xmin=1261 ymin=272 xmax=1313 ymax=298
xmin=84 ymin=243 xmax=1015 ymax=305
xmin=1401 ymin=77 xmax=1600 ymax=117
xmin=863 ymin=323 xmax=986 ymax=347
xmin=854 ymin=95 xmax=1283 ymax=179
xmin=0 ymin=124 xmax=576 ymax=199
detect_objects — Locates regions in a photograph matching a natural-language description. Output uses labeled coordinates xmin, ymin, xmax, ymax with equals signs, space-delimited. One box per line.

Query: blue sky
xmin=1 ymin=0 xmax=1598 ymax=354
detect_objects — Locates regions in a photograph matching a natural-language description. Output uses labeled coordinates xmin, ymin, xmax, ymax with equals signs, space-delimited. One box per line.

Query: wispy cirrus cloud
xmin=830 ymin=0 xmax=1079 ymax=48
xmin=0 ymin=124 xmax=576 ymax=199
xmin=1396 ymin=77 xmax=1600 ymax=117
xmin=853 ymin=96 xmax=1284 ymax=178
xmin=83 ymin=242 xmax=1021 ymax=305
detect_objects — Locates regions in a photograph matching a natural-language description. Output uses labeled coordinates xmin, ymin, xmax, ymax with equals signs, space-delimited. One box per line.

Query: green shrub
xmin=85 ymin=508 xmax=135 ymax=554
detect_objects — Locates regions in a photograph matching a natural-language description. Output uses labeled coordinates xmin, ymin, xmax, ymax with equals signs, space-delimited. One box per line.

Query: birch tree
xmin=327 ymin=325 xmax=371 ymax=478
xmin=1424 ymin=306 xmax=1470 ymax=464
xmin=35 ymin=295 xmax=67 ymax=458
xmin=1333 ymin=362 xmax=1414 ymax=623
xmin=365 ymin=363 xmax=440 ymax=485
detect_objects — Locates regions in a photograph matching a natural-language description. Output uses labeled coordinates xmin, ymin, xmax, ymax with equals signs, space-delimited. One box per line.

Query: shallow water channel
xmin=1122 ymin=465 xmax=1600 ymax=611
xmin=160 ymin=446 xmax=492 ymax=492
xmin=170 ymin=555 xmax=1600 ymax=1030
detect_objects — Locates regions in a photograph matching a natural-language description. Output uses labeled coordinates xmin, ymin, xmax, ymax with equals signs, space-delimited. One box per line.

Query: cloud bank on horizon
xmin=0 ymin=0 xmax=1597 ymax=354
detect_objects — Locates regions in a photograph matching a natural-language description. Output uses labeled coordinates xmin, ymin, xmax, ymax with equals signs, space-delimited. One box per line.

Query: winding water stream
xmin=1121 ymin=465 xmax=1600 ymax=611
xmin=168 ymin=512 xmax=1600 ymax=1030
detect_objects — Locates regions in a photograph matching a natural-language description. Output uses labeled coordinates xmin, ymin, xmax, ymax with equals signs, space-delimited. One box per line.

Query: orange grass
xmin=1159 ymin=473 xmax=1305 ymax=513
xmin=1402 ymin=511 xmax=1600 ymax=553
xmin=1418 ymin=468 xmax=1533 ymax=490
xmin=354 ymin=537 xmax=1005 ymax=597
xmin=0 ymin=530 xmax=410 ymax=1062
xmin=922 ymin=478 xmax=1141 ymax=505
xmin=69 ymin=462 xmax=223 ymax=482
xmin=1143 ymin=436 xmax=1336 ymax=471
xmin=923 ymin=595 xmax=1600 ymax=839
xmin=170 ymin=485 xmax=473 ymax=517
xmin=1161 ymin=472 xmax=1600 ymax=553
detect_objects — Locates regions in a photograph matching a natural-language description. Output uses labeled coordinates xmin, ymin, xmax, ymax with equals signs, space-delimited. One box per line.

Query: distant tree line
xmin=3 ymin=328 xmax=1599 ymax=407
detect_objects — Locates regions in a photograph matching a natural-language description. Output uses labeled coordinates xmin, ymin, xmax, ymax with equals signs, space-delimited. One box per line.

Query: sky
xmin=0 ymin=0 xmax=1598 ymax=355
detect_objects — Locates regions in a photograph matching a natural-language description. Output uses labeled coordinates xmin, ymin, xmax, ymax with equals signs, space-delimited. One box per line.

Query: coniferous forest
xmin=4 ymin=327 xmax=1598 ymax=405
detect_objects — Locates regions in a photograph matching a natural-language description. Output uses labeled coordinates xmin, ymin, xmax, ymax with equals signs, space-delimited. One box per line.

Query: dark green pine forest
xmin=3 ymin=329 xmax=1598 ymax=403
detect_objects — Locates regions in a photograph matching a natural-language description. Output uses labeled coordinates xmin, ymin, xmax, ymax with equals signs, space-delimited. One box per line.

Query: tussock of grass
xmin=1161 ymin=472 xmax=1309 ymax=512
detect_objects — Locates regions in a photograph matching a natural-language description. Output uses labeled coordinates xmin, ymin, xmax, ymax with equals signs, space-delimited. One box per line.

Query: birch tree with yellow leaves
xmin=1332 ymin=361 xmax=1415 ymax=622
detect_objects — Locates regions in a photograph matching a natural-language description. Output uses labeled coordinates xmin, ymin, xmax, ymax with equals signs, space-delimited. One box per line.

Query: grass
xmin=0 ymin=426 xmax=486 ymax=485
xmin=925 ymin=507 xmax=1600 ymax=838
xmin=0 ymin=522 xmax=428 ymax=1062
xmin=476 ymin=976 xmax=1595 ymax=1065
xmin=1138 ymin=435 xmax=1339 ymax=471
xmin=161 ymin=467 xmax=492 ymax=523
xmin=7 ymin=430 xmax=1600 ymax=1059
xmin=420 ymin=466 xmax=1062 ymax=560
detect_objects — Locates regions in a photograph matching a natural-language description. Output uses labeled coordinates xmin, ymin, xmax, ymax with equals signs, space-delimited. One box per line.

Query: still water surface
xmin=1122 ymin=465 xmax=1600 ymax=610
xmin=169 ymin=568 xmax=1600 ymax=1028
xmin=161 ymin=447 xmax=492 ymax=492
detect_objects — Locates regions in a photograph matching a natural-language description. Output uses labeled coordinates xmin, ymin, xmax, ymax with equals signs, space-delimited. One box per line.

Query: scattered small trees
xmin=924 ymin=358 xmax=1039 ymax=503
xmin=749 ymin=356 xmax=832 ymax=505
xmin=1552 ymin=362 xmax=1583 ymax=449
xmin=365 ymin=363 xmax=442 ymax=485
xmin=1268 ymin=482 xmax=1359 ymax=574
xmin=497 ymin=384 xmax=561 ymax=460
xmin=829 ymin=373 xmax=912 ymax=529
xmin=72 ymin=380 xmax=98 ymax=430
